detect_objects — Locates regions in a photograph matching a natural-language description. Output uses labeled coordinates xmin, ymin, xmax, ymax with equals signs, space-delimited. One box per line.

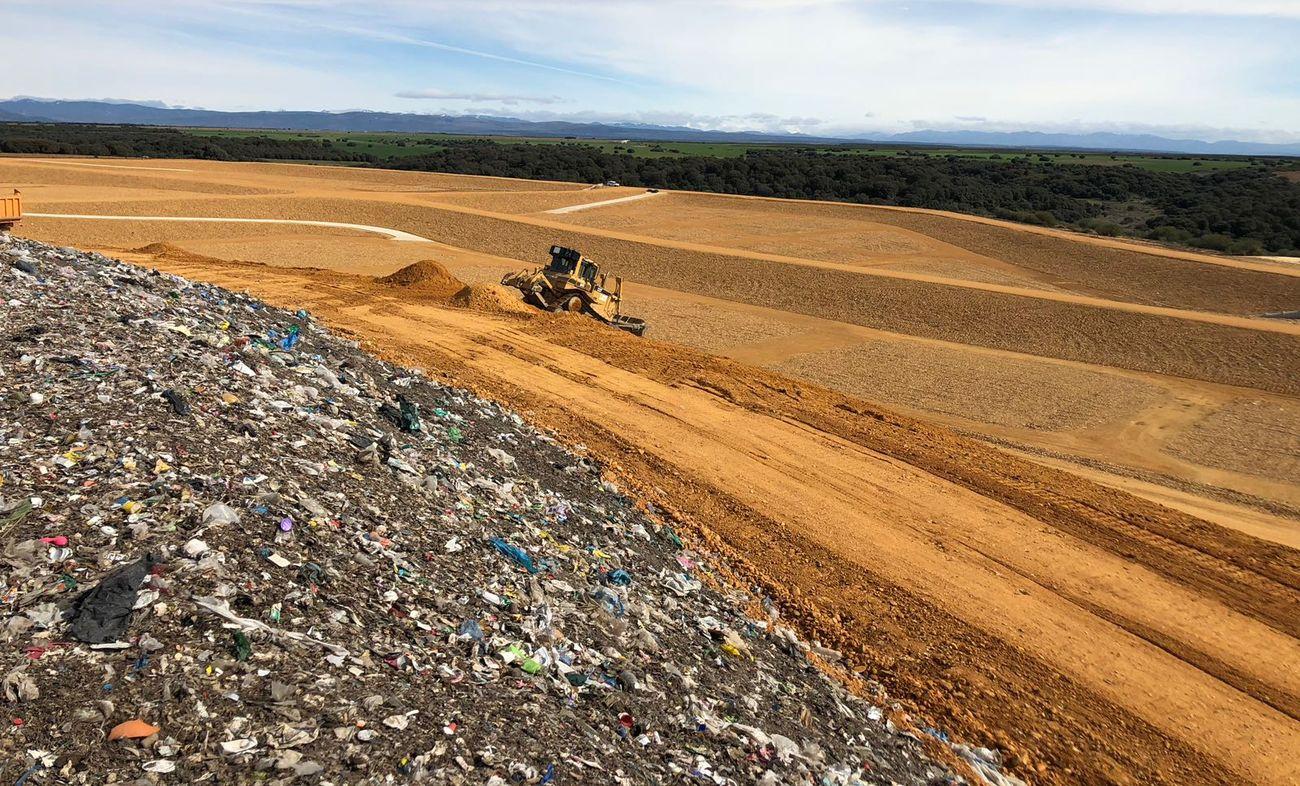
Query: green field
xmin=187 ymin=128 xmax=1255 ymax=173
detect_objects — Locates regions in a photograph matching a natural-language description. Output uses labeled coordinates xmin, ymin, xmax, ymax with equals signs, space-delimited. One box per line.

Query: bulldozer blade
xmin=612 ymin=316 xmax=648 ymax=337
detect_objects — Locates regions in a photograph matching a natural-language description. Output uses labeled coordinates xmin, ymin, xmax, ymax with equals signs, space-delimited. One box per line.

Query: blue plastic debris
xmin=491 ymin=537 xmax=538 ymax=574
xmin=280 ymin=324 xmax=301 ymax=350
xmin=458 ymin=619 xmax=485 ymax=640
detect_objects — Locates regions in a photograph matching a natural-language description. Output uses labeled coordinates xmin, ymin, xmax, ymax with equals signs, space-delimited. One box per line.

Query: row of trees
xmin=3 ymin=124 xmax=1297 ymax=254
xmin=0 ymin=123 xmax=375 ymax=163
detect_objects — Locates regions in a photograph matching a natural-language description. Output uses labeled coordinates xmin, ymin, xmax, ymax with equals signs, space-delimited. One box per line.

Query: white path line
xmin=6 ymin=158 xmax=196 ymax=173
xmin=545 ymin=190 xmax=662 ymax=214
xmin=26 ymin=213 xmax=434 ymax=242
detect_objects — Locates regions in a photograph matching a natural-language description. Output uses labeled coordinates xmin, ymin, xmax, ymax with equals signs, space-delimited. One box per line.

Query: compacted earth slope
xmin=0 ymin=237 xmax=990 ymax=785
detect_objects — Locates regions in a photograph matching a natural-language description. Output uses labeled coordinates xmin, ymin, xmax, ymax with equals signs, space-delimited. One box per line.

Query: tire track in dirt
xmin=567 ymin=414 xmax=1235 ymax=786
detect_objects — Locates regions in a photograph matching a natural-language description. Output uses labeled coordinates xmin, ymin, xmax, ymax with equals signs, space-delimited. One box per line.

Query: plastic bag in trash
xmin=491 ymin=537 xmax=538 ymax=574
xmin=202 ymin=502 xmax=241 ymax=526
xmin=68 ymin=554 xmax=158 ymax=644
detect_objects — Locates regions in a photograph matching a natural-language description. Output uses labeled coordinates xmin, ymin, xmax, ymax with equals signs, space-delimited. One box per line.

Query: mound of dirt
xmin=450 ymin=282 xmax=535 ymax=316
xmin=133 ymin=241 xmax=187 ymax=256
xmin=132 ymin=242 xmax=231 ymax=266
xmin=375 ymin=259 xmax=466 ymax=300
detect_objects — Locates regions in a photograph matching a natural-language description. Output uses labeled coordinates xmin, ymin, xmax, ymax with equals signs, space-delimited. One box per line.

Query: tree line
xmin=3 ymin=123 xmax=1297 ymax=254
xmin=0 ymin=123 xmax=374 ymax=163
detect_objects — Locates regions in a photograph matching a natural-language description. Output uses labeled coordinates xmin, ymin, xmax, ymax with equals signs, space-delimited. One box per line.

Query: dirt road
xmin=117 ymin=250 xmax=1300 ymax=786
xmin=544 ymin=190 xmax=662 ymax=213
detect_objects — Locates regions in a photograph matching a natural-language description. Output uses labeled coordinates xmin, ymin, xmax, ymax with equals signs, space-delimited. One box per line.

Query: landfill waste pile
xmin=0 ymin=236 xmax=1019 ymax=785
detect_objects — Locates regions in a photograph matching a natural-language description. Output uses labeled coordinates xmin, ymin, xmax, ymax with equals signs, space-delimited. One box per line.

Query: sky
xmin=5 ymin=0 xmax=1300 ymax=142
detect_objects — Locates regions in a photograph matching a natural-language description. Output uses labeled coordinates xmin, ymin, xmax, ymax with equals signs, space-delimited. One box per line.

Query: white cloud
xmin=4 ymin=0 xmax=1298 ymax=137
xmin=459 ymin=1 xmax=1300 ymax=132
xmin=0 ymin=8 xmax=367 ymax=112
xmin=217 ymin=3 xmax=631 ymax=83
xmin=217 ymin=0 xmax=1300 ymax=20
xmin=11 ymin=95 xmax=177 ymax=108
xmin=211 ymin=0 xmax=1300 ymax=16
xmin=395 ymin=89 xmax=565 ymax=105
xmin=946 ymin=0 xmax=1300 ymax=18
xmin=479 ymin=107 xmax=831 ymax=134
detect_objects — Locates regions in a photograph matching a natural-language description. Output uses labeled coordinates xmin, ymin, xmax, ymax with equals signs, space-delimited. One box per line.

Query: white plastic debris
xmin=221 ymin=738 xmax=258 ymax=755
xmin=202 ymin=502 xmax=241 ymax=526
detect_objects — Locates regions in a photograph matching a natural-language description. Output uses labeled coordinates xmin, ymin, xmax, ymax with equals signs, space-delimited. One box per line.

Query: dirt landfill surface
xmin=0 ymin=236 xmax=1024 ymax=785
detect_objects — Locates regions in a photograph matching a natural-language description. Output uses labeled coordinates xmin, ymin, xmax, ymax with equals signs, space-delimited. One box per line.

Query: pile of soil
xmin=451 ymin=282 xmax=535 ymax=316
xmin=133 ymin=242 xmax=186 ymax=256
xmin=378 ymin=261 xmax=534 ymax=318
xmin=375 ymin=259 xmax=466 ymax=300
xmin=132 ymin=242 xmax=233 ymax=267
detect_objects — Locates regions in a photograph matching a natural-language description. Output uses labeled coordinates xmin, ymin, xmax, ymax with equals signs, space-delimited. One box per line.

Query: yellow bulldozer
xmin=502 ymin=246 xmax=647 ymax=336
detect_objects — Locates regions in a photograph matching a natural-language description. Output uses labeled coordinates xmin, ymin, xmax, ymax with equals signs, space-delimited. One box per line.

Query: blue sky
xmin=5 ymin=0 xmax=1300 ymax=142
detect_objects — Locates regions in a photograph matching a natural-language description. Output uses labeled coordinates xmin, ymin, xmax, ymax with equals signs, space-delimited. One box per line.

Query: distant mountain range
xmin=3 ymin=98 xmax=1299 ymax=157
xmin=880 ymin=129 xmax=1300 ymax=157
xmin=0 ymin=99 xmax=828 ymax=144
xmin=0 ymin=107 xmax=46 ymax=122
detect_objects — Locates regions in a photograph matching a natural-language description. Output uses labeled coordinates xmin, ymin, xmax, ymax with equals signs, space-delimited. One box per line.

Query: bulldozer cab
xmin=547 ymin=245 xmax=579 ymax=274
xmin=548 ymin=245 xmax=599 ymax=287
